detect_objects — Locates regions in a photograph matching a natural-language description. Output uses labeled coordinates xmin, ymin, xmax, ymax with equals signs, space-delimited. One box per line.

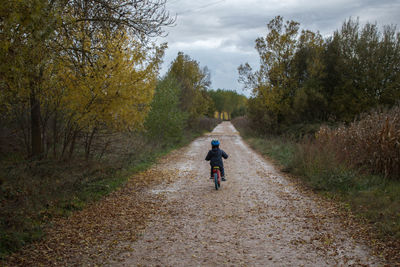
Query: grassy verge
xmin=232 ymin=118 xmax=400 ymax=263
xmin=0 ymin=121 xmax=218 ymax=259
xmin=245 ymin=137 xmax=296 ymax=172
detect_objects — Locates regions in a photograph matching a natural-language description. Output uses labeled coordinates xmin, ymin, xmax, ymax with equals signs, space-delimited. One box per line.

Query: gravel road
xmin=115 ymin=121 xmax=380 ymax=266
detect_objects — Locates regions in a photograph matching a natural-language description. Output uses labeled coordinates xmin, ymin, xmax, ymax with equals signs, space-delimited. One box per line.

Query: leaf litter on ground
xmin=4 ymin=167 xmax=179 ymax=266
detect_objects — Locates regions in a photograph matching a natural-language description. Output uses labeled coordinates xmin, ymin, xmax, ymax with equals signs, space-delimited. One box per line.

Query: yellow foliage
xmin=214 ymin=111 xmax=230 ymax=120
xmin=57 ymin=31 xmax=165 ymax=131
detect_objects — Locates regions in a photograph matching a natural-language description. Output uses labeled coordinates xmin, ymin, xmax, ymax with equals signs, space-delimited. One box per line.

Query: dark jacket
xmin=205 ymin=147 xmax=228 ymax=167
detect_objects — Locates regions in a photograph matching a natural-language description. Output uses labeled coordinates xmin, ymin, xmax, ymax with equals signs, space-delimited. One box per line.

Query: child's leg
xmin=210 ymin=166 xmax=213 ymax=178
xmin=221 ymin=166 xmax=225 ymax=177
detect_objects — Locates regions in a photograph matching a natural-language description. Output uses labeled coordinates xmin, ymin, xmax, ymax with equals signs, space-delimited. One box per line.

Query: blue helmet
xmin=211 ymin=139 xmax=220 ymax=146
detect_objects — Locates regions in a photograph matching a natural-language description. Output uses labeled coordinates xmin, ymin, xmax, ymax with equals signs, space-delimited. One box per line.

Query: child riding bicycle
xmin=205 ymin=139 xmax=228 ymax=181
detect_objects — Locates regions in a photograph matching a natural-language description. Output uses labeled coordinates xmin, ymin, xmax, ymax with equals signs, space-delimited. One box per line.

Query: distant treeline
xmin=208 ymin=89 xmax=247 ymax=120
xmin=239 ymin=16 xmax=400 ymax=134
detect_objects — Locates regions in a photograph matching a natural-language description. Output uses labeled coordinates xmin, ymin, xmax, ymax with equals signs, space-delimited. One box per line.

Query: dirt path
xmin=109 ymin=122 xmax=380 ymax=266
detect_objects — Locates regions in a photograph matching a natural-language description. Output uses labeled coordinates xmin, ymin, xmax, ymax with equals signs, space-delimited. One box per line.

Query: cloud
xmin=160 ymin=0 xmax=400 ymax=96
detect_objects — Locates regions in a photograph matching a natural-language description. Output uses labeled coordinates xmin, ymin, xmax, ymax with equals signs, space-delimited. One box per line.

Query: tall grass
xmin=293 ymin=138 xmax=357 ymax=191
xmin=316 ymin=106 xmax=400 ymax=179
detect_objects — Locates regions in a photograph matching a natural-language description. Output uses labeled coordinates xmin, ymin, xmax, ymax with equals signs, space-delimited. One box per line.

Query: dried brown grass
xmin=316 ymin=105 xmax=400 ymax=179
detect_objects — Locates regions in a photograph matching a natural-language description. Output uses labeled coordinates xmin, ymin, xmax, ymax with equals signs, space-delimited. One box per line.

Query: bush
xmin=231 ymin=116 xmax=255 ymax=136
xmin=189 ymin=117 xmax=221 ymax=133
xmin=279 ymin=122 xmax=325 ymax=140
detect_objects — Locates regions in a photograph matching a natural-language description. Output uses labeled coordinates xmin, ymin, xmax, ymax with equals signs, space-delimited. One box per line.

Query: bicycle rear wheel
xmin=214 ymin=172 xmax=219 ymax=190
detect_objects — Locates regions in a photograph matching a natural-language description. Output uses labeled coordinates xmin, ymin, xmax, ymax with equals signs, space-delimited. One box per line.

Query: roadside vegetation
xmin=233 ymin=111 xmax=400 ymax=261
xmin=234 ymin=15 xmax=400 ymax=263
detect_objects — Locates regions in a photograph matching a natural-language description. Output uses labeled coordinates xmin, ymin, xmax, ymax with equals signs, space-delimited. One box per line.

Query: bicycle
xmin=212 ymin=166 xmax=221 ymax=190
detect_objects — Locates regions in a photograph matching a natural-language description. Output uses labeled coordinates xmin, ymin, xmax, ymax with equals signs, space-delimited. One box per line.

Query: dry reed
xmin=316 ymin=105 xmax=400 ymax=179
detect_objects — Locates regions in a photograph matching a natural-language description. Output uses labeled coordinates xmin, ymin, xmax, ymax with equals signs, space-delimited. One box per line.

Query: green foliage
xmin=323 ymin=20 xmax=400 ymax=121
xmin=144 ymin=52 xmax=219 ymax=142
xmin=246 ymin=96 xmax=279 ymax=135
xmin=168 ymin=52 xmax=213 ymax=122
xmin=0 ymin=0 xmax=62 ymax=156
xmin=145 ymin=75 xmax=188 ymax=143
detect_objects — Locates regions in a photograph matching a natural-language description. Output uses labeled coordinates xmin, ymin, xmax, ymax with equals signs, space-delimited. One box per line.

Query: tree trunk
xmin=99 ymin=140 xmax=110 ymax=160
xmin=30 ymin=88 xmax=42 ymax=158
xmin=68 ymin=130 xmax=78 ymax=159
xmin=61 ymin=130 xmax=69 ymax=158
xmin=85 ymin=127 xmax=97 ymax=161
xmin=61 ymin=118 xmax=74 ymax=158
xmin=53 ymin=110 xmax=58 ymax=158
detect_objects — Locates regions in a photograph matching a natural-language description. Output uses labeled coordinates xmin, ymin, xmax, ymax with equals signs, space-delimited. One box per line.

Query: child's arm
xmin=222 ymin=150 xmax=228 ymax=159
xmin=205 ymin=151 xmax=211 ymax=161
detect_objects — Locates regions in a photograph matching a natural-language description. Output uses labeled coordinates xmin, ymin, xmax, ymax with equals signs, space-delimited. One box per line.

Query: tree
xmin=292 ymin=30 xmax=327 ymax=121
xmin=323 ymin=19 xmax=400 ymax=121
xmin=239 ymin=16 xmax=400 ymax=134
xmin=208 ymin=90 xmax=225 ymax=113
xmin=55 ymin=29 xmax=165 ymax=159
xmin=238 ymin=16 xmax=300 ymax=131
xmin=0 ymin=0 xmax=61 ymax=156
xmin=168 ymin=52 xmax=212 ymax=121
xmin=0 ymin=0 xmax=174 ymax=158
xmin=60 ymin=0 xmax=174 ymax=41
xmin=145 ymin=75 xmax=187 ymax=143
xmin=379 ymin=25 xmax=400 ymax=106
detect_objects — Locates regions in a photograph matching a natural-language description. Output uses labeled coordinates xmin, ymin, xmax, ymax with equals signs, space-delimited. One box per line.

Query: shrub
xmin=231 ymin=116 xmax=255 ymax=136
xmin=189 ymin=117 xmax=221 ymax=133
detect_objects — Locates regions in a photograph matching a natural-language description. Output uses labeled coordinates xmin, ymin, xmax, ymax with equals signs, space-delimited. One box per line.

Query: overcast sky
xmin=158 ymin=0 xmax=400 ymax=96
